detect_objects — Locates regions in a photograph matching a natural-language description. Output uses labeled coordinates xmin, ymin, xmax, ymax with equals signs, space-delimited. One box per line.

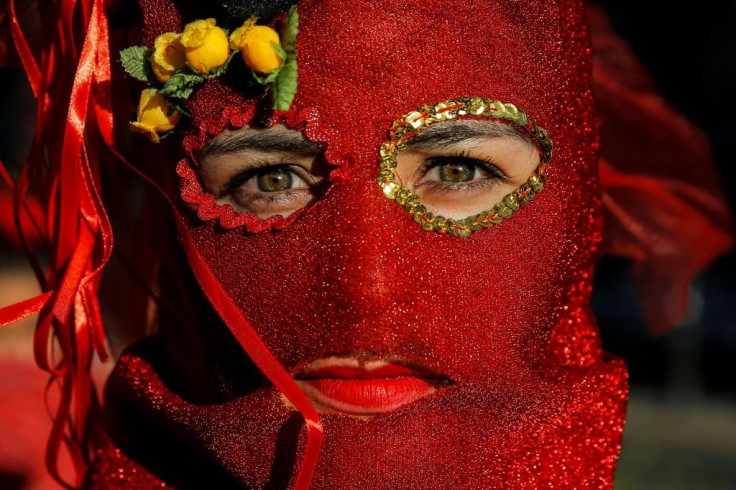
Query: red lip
xmin=293 ymin=358 xmax=449 ymax=415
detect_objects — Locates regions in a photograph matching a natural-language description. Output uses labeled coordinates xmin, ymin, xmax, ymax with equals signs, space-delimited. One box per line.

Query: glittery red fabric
xmin=89 ymin=0 xmax=628 ymax=487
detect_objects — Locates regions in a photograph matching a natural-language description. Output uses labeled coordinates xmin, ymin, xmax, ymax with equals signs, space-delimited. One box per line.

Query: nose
xmin=312 ymin=156 xmax=417 ymax=350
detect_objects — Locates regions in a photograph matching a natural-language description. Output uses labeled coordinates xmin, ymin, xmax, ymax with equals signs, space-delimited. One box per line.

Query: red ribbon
xmin=2 ymin=0 xmax=325 ymax=487
xmin=177 ymin=220 xmax=324 ymax=489
xmin=0 ymin=291 xmax=51 ymax=328
xmin=2 ymin=0 xmax=110 ymax=487
xmin=9 ymin=0 xmax=41 ymax=97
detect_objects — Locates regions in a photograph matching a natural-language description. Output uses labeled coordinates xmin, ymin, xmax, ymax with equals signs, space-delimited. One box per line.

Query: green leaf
xmin=282 ymin=5 xmax=298 ymax=54
xmin=253 ymin=65 xmax=282 ymax=85
xmin=167 ymin=98 xmax=190 ymax=117
xmin=272 ymin=52 xmax=297 ymax=111
xmin=159 ymin=71 xmax=206 ymax=99
xmin=158 ymin=130 xmax=173 ymax=141
xmin=120 ymin=46 xmax=156 ymax=84
xmin=271 ymin=6 xmax=298 ymax=111
xmin=271 ymin=41 xmax=287 ymax=62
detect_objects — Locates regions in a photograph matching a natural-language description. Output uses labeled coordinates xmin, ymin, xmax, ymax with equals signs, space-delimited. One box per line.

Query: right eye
xmin=254 ymin=168 xmax=296 ymax=192
xmin=419 ymin=155 xmax=507 ymax=188
xmin=197 ymin=124 xmax=331 ymax=222
xmin=215 ymin=163 xmax=324 ymax=219
xmin=436 ymin=160 xmax=476 ymax=183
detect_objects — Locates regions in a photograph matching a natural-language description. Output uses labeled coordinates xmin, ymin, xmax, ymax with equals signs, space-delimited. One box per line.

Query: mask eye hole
xmin=196 ymin=124 xmax=330 ymax=221
xmin=378 ymin=98 xmax=553 ymax=237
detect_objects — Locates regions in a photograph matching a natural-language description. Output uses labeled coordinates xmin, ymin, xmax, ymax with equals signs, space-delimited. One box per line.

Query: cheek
xmin=404 ymin=217 xmax=561 ymax=382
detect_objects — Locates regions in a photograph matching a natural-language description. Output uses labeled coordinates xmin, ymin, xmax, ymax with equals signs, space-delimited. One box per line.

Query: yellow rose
xmin=129 ymin=89 xmax=180 ymax=143
xmin=179 ymin=18 xmax=229 ymax=74
xmin=150 ymin=32 xmax=186 ymax=82
xmin=230 ymin=18 xmax=284 ymax=74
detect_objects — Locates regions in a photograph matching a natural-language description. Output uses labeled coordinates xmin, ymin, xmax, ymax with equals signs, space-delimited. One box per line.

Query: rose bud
xmin=230 ymin=19 xmax=284 ymax=74
xmin=179 ymin=18 xmax=229 ymax=74
xmin=150 ymin=32 xmax=186 ymax=82
xmin=129 ymin=89 xmax=180 ymax=143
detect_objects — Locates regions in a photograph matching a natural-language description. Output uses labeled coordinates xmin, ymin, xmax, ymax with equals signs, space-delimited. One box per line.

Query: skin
xmin=198 ymin=120 xmax=540 ymax=221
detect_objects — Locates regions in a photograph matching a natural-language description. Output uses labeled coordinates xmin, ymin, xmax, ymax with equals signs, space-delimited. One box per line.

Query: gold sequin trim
xmin=377 ymin=97 xmax=553 ymax=237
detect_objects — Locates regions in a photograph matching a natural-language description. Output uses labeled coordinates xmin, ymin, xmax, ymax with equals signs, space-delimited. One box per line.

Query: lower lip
xmin=295 ymin=377 xmax=437 ymax=415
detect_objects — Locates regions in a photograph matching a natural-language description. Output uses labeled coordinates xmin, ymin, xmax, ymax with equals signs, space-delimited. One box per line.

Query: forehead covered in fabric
xmin=293 ymin=0 xmax=564 ymax=144
xmin=168 ymin=0 xmax=578 ymax=154
xmin=128 ymin=0 xmax=597 ymax=230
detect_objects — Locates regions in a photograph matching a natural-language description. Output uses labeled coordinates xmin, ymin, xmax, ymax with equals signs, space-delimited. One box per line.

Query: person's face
xmin=168 ymin=0 xmax=593 ymax=446
xmin=194 ymin=118 xmax=542 ymax=415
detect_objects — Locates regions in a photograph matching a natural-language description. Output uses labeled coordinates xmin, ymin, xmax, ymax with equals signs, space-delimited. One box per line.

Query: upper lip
xmin=294 ymin=356 xmax=447 ymax=380
xmin=292 ymin=356 xmax=452 ymax=416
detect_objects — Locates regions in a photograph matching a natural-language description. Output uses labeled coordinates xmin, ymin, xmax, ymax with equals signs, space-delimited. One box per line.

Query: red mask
xmin=92 ymin=0 xmax=628 ymax=487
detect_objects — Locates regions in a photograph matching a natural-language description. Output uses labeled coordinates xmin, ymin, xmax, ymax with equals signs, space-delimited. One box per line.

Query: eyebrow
xmin=406 ymin=119 xmax=536 ymax=151
xmin=199 ymin=127 xmax=323 ymax=160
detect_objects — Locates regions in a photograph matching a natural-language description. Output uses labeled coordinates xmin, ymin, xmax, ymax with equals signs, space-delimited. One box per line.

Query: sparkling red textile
xmin=89 ymin=0 xmax=628 ymax=488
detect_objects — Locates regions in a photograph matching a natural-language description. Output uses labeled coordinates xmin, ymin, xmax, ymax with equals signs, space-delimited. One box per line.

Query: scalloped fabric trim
xmin=176 ymin=103 xmax=341 ymax=232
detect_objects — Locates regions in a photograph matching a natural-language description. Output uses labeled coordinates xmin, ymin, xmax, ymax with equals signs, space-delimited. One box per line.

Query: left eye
xmin=213 ymin=164 xmax=321 ymax=219
xmin=437 ymin=162 xmax=477 ymax=182
xmin=422 ymin=156 xmax=504 ymax=186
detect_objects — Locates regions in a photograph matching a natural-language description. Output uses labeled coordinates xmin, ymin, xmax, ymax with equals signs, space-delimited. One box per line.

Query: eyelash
xmin=216 ymin=151 xmax=504 ymax=205
xmin=216 ymin=160 xmax=307 ymax=198
xmin=416 ymin=151 xmax=507 ymax=192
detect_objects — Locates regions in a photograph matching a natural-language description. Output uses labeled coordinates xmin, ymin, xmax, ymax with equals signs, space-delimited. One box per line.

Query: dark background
xmin=592 ymin=0 xmax=736 ymax=393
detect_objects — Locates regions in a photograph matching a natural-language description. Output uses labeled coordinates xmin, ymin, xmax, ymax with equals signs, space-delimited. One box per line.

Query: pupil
xmin=257 ymin=169 xmax=292 ymax=192
xmin=439 ymin=163 xmax=474 ymax=182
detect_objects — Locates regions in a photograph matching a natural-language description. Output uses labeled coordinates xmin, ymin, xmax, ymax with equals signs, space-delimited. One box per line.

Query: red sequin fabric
xmin=88 ymin=0 xmax=628 ymax=487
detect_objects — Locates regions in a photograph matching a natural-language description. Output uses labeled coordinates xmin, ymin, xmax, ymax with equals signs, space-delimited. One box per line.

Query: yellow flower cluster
xmin=131 ymin=17 xmax=285 ymax=142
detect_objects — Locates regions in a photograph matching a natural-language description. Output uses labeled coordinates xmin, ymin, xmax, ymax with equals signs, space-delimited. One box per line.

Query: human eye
xmin=415 ymin=153 xmax=507 ymax=193
xmin=395 ymin=139 xmax=539 ymax=220
xmin=214 ymin=162 xmax=324 ymax=219
xmin=197 ymin=125 xmax=331 ymax=221
xmin=196 ymin=124 xmax=329 ymax=221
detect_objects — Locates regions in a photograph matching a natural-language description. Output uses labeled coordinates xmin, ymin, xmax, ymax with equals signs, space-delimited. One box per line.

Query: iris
xmin=438 ymin=162 xmax=474 ymax=182
xmin=257 ymin=168 xmax=293 ymax=192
